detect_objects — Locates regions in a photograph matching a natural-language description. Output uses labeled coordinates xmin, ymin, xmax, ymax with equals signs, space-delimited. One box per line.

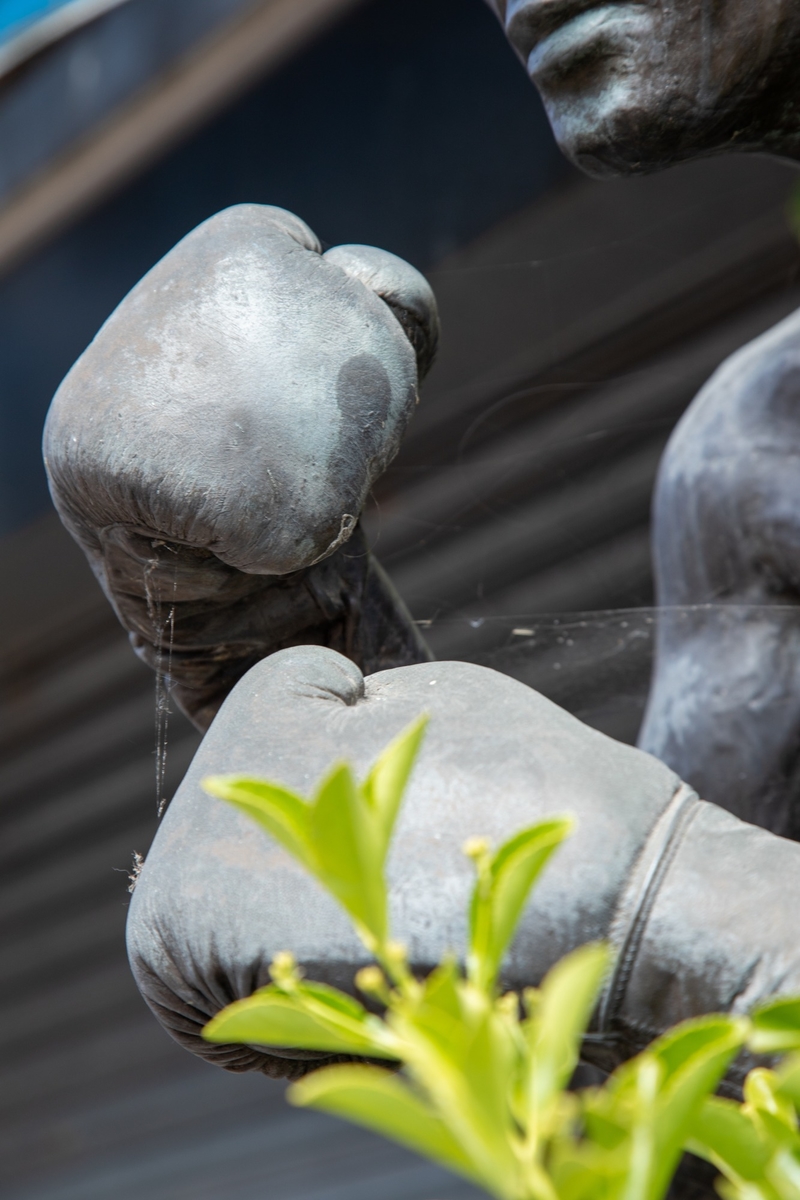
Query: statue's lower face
xmin=498 ymin=0 xmax=800 ymax=175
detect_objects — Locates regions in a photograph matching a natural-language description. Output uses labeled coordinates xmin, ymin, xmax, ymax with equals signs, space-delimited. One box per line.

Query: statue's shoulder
xmin=696 ymin=305 xmax=800 ymax=434
xmin=661 ymin=304 xmax=800 ymax=477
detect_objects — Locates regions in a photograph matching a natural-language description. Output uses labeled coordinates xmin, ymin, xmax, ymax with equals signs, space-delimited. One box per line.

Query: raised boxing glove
xmin=43 ymin=205 xmax=439 ymax=729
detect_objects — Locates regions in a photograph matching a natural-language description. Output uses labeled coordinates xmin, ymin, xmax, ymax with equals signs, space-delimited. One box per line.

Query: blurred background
xmin=0 ymin=0 xmax=799 ymax=1195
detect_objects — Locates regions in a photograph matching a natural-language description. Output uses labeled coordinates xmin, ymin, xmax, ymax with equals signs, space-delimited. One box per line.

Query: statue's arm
xmin=640 ymin=305 xmax=800 ymax=835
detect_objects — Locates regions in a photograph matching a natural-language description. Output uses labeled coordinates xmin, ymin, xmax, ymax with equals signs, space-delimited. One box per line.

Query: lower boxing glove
xmin=127 ymin=646 xmax=800 ymax=1091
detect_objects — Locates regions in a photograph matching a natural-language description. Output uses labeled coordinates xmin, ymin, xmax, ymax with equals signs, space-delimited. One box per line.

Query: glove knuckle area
xmin=44 ymin=203 xmax=422 ymax=580
xmin=232 ymin=644 xmax=367 ymax=709
xmin=323 ymin=243 xmax=440 ymax=380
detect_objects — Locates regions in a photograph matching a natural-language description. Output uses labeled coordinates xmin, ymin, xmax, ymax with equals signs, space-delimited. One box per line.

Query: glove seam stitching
xmin=596 ymin=783 xmax=701 ymax=1036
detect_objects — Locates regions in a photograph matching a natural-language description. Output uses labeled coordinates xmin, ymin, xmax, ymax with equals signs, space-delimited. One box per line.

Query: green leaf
xmin=310 ymin=763 xmax=387 ymax=949
xmin=776 ymin=1055 xmax=800 ymax=1109
xmin=769 ymin=1147 xmax=800 ymax=1200
xmin=580 ymin=1103 xmax=629 ymax=1153
xmin=463 ymin=1005 xmax=521 ymax=1159
xmin=687 ymin=1097 xmax=771 ymax=1181
xmin=647 ymin=1017 xmax=749 ymax=1200
xmin=549 ymin=1136 xmax=630 ymax=1200
xmin=362 ymin=715 xmax=428 ymax=862
xmin=742 ymin=1070 xmax=799 ymax=1150
xmin=289 ymin=1065 xmax=491 ymax=1193
xmin=525 ymin=943 xmax=611 ymax=1122
xmin=584 ymin=1017 xmax=748 ymax=1200
xmin=623 ymin=1055 xmax=662 ymax=1200
xmin=204 ymin=718 xmax=429 ymax=960
xmin=399 ymin=959 xmax=469 ymax=1064
xmin=201 ymin=775 xmax=313 ymax=869
xmin=653 ymin=1016 xmax=748 ymax=1157
xmin=576 ymin=1059 xmax=664 ymax=1200
xmin=751 ymin=998 xmax=800 ymax=1054
xmin=468 ymin=818 xmax=573 ymax=993
xmin=202 ymin=986 xmax=395 ymax=1058
xmin=390 ymin=984 xmax=521 ymax=1194
xmin=289 ymin=980 xmax=371 ymax=1021
xmin=421 ymin=958 xmax=464 ymax=1023
xmin=651 ymin=1015 xmax=747 ymax=1089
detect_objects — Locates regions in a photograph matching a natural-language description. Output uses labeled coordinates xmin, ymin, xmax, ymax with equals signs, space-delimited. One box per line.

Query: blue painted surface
xmin=0 ymin=0 xmax=69 ymax=43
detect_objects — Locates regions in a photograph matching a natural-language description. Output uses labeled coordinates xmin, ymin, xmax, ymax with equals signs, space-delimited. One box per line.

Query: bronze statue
xmin=42 ymin=0 xmax=800 ymax=1093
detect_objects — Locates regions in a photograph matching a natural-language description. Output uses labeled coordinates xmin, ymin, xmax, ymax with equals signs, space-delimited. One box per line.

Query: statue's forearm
xmin=640 ymin=614 xmax=800 ymax=836
xmin=84 ymin=520 xmax=429 ymax=730
xmin=590 ymin=792 xmax=800 ymax=1090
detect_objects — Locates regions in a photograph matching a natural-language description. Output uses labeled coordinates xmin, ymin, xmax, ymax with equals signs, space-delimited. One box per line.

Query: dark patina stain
xmin=334 ymin=353 xmax=394 ymax=503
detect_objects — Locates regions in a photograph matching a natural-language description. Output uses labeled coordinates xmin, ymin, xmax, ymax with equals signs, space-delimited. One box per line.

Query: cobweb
xmin=417 ymin=604 xmax=800 ymax=747
xmin=418 ymin=607 xmax=656 ymax=745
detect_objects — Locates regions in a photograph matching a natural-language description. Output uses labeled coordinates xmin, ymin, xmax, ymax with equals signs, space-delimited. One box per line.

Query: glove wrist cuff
xmin=594 ymin=783 xmax=701 ymax=1045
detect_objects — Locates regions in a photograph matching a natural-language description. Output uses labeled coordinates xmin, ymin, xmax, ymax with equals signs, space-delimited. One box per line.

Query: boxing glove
xmin=43 ymin=205 xmax=438 ymax=729
xmin=127 ymin=645 xmax=800 ymax=1091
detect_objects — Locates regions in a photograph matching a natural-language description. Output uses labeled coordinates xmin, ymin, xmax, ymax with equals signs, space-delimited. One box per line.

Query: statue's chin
xmin=536 ymin=76 xmax=720 ymax=179
xmin=530 ymin=31 xmax=795 ymax=177
xmin=523 ymin=4 xmax=670 ymax=177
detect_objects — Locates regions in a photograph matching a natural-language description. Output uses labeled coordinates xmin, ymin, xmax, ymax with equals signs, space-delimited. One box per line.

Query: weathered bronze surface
xmin=488 ymin=0 xmax=800 ymax=176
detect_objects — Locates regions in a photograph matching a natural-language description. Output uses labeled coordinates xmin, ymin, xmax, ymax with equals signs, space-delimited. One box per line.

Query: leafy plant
xmin=201 ymin=717 xmax=800 ymax=1200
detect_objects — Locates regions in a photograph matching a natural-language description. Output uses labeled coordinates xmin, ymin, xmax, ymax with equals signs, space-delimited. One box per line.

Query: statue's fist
xmin=45 ymin=204 xmax=437 ymax=574
xmin=43 ymin=206 xmax=438 ymax=726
